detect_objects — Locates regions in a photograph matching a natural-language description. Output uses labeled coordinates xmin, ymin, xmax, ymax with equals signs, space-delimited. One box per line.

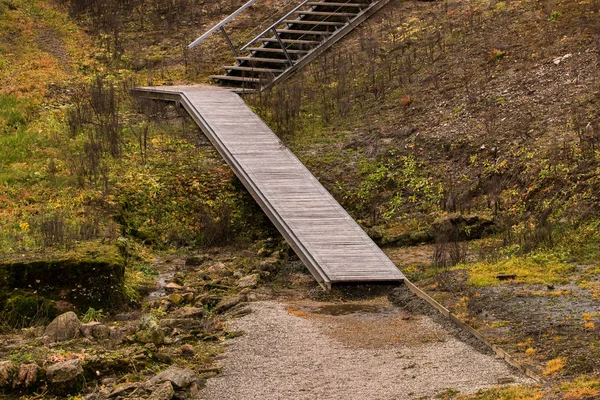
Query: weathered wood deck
xmin=134 ymin=85 xmax=404 ymax=288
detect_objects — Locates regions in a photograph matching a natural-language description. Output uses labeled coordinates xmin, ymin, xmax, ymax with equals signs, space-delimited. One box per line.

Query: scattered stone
xmin=215 ymin=294 xmax=247 ymax=314
xmin=148 ymin=366 xmax=197 ymax=389
xmin=257 ymin=246 xmax=274 ymax=257
xmin=148 ymin=381 xmax=174 ymax=400
xmin=182 ymin=292 xmax=195 ymax=303
xmin=107 ymin=382 xmax=141 ymax=398
xmin=92 ymin=324 xmax=111 ymax=340
xmin=185 ymin=256 xmax=207 ymax=266
xmin=207 ymin=262 xmax=225 ymax=274
xmin=159 ymin=318 xmax=204 ymax=330
xmin=0 ymin=361 xmax=17 ymax=388
xmin=14 ymin=363 xmax=40 ymax=388
xmin=135 ymin=325 xmax=165 ymax=345
xmin=498 ymin=376 xmax=515 ymax=384
xmin=236 ymin=273 xmax=259 ymax=288
xmin=195 ymin=294 xmax=222 ymax=306
xmin=22 ymin=326 xmax=44 ymax=339
xmin=552 ymin=53 xmax=572 ymax=65
xmin=46 ymin=359 xmax=84 ymax=394
xmin=80 ymin=322 xmax=100 ymax=338
xmin=167 ymin=293 xmax=183 ymax=305
xmin=165 ymin=282 xmax=183 ymax=292
xmin=45 ymin=312 xmax=82 ymax=342
xmin=172 ymin=306 xmax=204 ymax=319
xmin=145 ymin=343 xmax=157 ymax=352
xmin=180 ymin=344 xmax=195 ymax=357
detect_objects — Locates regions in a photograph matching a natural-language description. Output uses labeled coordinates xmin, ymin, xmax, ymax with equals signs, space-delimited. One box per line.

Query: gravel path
xmin=198 ymin=300 xmax=531 ymax=400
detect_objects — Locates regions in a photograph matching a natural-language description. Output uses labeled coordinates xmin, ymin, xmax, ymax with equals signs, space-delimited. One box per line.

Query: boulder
xmin=0 ymin=361 xmax=17 ymax=388
xmin=46 ymin=359 xmax=84 ymax=394
xmin=45 ymin=312 xmax=82 ymax=342
xmin=171 ymin=307 xmax=204 ymax=319
xmin=148 ymin=381 xmax=174 ymax=400
xmin=148 ymin=366 xmax=197 ymax=389
xmin=236 ymin=274 xmax=259 ymax=288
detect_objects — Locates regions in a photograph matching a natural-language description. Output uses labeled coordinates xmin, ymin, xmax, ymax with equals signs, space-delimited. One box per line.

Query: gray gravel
xmin=198 ymin=301 xmax=531 ymax=400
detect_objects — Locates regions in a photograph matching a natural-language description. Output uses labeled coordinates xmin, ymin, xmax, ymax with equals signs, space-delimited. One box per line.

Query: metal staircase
xmin=189 ymin=0 xmax=392 ymax=92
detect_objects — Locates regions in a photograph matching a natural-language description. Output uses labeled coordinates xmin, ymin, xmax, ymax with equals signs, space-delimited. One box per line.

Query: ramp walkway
xmin=135 ymin=85 xmax=404 ymax=288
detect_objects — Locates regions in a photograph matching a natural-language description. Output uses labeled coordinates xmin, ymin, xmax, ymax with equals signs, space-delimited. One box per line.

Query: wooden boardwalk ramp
xmin=135 ymin=85 xmax=404 ymax=288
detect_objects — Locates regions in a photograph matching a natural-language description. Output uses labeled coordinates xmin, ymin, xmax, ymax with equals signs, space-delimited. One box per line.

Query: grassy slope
xmin=1 ymin=0 xmax=600 ymax=397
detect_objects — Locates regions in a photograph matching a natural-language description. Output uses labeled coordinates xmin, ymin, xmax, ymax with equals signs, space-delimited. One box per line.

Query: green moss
xmin=464 ymin=253 xmax=576 ymax=287
xmin=2 ymin=293 xmax=58 ymax=328
xmin=0 ymin=247 xmax=125 ymax=311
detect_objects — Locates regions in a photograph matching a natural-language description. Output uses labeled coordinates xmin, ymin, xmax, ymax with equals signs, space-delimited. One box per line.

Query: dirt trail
xmin=198 ymin=298 xmax=532 ymax=400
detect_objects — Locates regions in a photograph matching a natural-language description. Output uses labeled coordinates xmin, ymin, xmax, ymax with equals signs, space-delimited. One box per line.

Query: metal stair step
xmin=296 ymin=11 xmax=359 ymax=17
xmin=259 ymin=38 xmax=322 ymax=45
xmin=222 ymin=65 xmax=284 ymax=73
xmin=235 ymin=56 xmax=291 ymax=64
xmin=283 ymin=19 xmax=346 ymax=26
xmin=209 ymin=75 xmax=262 ymax=83
xmin=276 ymin=29 xmax=334 ymax=35
xmin=306 ymin=2 xmax=370 ymax=6
xmin=246 ymin=47 xmax=310 ymax=54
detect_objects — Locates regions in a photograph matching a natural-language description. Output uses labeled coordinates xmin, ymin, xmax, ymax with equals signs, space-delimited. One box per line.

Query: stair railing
xmin=188 ymin=0 xmax=259 ymax=54
xmin=188 ymin=0 xmax=309 ymax=59
xmin=240 ymin=0 xmax=309 ymax=51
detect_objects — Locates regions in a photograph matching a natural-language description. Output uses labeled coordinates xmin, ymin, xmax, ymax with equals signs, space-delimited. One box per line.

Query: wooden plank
xmin=133 ymin=86 xmax=404 ymax=288
xmin=276 ymin=29 xmax=334 ymax=35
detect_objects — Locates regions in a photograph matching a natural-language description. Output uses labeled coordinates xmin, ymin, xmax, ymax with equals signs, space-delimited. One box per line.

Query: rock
xmin=149 ymin=381 xmax=174 ymax=400
xmin=165 ymin=282 xmax=183 ymax=292
xmin=81 ymin=322 xmax=101 ymax=338
xmin=167 ymin=293 xmax=183 ymax=305
xmin=257 ymin=246 xmax=274 ymax=257
xmin=171 ymin=307 xmax=204 ymax=319
xmin=45 ymin=312 xmax=82 ymax=342
xmin=107 ymin=382 xmax=141 ymax=398
xmin=257 ymin=257 xmax=279 ymax=273
xmin=46 ymin=359 xmax=84 ymax=394
xmin=497 ymin=376 xmax=515 ymax=384
xmin=207 ymin=262 xmax=225 ymax=274
xmin=145 ymin=343 xmax=157 ymax=352
xmin=236 ymin=273 xmax=259 ymax=288
xmin=180 ymin=344 xmax=195 ymax=357
xmin=14 ymin=363 xmax=40 ymax=388
xmin=135 ymin=325 xmax=165 ymax=345
xmin=159 ymin=318 xmax=204 ymax=330
xmin=215 ymin=294 xmax=247 ymax=314
xmin=182 ymin=292 xmax=195 ymax=303
xmin=0 ymin=361 xmax=17 ymax=388
xmin=148 ymin=367 xmax=197 ymax=389
xmin=185 ymin=256 xmax=207 ymax=266
xmin=195 ymin=294 xmax=222 ymax=306
xmin=553 ymin=53 xmax=572 ymax=65
xmin=92 ymin=324 xmax=111 ymax=340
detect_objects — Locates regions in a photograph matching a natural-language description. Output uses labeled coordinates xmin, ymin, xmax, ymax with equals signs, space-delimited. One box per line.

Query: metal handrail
xmin=188 ymin=0 xmax=258 ymax=49
xmin=240 ymin=0 xmax=309 ymax=51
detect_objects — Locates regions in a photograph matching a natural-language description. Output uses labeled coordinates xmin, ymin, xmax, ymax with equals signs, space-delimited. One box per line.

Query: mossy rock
xmin=0 ymin=250 xmax=125 ymax=312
